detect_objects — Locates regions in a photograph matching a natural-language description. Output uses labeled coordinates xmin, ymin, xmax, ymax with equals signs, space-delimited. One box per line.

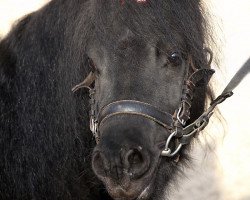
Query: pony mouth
xmin=106 ymin=183 xmax=151 ymax=200
xmin=104 ymin=176 xmax=154 ymax=200
xmin=109 ymin=184 xmax=151 ymax=200
xmin=109 ymin=164 xmax=156 ymax=200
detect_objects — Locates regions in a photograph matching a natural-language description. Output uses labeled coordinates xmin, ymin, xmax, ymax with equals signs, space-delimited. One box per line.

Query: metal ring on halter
xmin=161 ymin=130 xmax=183 ymax=157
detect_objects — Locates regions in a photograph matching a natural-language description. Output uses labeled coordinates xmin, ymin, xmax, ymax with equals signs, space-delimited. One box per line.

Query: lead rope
xmin=161 ymin=57 xmax=250 ymax=157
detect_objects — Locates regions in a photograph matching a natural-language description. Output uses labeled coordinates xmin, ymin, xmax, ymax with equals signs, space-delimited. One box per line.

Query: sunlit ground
xmin=0 ymin=0 xmax=249 ymax=199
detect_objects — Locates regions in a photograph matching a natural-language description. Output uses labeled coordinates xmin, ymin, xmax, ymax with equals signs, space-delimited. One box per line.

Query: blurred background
xmin=0 ymin=0 xmax=249 ymax=199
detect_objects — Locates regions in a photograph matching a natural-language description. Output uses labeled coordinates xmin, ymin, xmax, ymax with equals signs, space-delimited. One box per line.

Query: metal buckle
xmin=177 ymin=106 xmax=186 ymax=126
xmin=90 ymin=117 xmax=97 ymax=134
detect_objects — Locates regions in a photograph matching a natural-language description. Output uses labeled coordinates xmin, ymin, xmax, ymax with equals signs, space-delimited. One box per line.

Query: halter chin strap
xmin=72 ymin=57 xmax=249 ymax=158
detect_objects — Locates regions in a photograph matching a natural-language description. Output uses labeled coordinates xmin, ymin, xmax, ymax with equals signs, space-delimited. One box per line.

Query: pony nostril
xmin=124 ymin=147 xmax=149 ymax=179
xmin=127 ymin=149 xmax=143 ymax=166
xmin=92 ymin=151 xmax=108 ymax=178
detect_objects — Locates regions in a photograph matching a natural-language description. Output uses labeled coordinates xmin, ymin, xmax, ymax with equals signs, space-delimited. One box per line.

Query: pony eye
xmin=168 ymin=52 xmax=182 ymax=66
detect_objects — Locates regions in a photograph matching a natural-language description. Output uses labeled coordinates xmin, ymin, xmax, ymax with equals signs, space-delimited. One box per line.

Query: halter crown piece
xmin=72 ymin=53 xmax=249 ymax=158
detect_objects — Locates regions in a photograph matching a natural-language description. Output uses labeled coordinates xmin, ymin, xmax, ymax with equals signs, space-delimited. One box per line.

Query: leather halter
xmin=72 ymin=55 xmax=248 ymax=157
xmin=90 ymin=68 xmax=215 ymax=156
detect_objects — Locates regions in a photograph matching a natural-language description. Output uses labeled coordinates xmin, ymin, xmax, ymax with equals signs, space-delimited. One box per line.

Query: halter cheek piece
xmin=72 ymin=54 xmax=248 ymax=158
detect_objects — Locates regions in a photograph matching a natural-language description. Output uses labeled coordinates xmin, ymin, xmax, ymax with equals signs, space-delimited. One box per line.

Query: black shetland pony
xmin=0 ymin=0 xmax=214 ymax=199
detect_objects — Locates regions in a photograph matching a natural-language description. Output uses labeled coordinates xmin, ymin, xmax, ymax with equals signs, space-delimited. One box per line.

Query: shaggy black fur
xmin=0 ymin=0 xmax=214 ymax=199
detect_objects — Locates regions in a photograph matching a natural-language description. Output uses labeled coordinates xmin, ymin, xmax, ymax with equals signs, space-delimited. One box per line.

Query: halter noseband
xmin=72 ymin=52 xmax=242 ymax=158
